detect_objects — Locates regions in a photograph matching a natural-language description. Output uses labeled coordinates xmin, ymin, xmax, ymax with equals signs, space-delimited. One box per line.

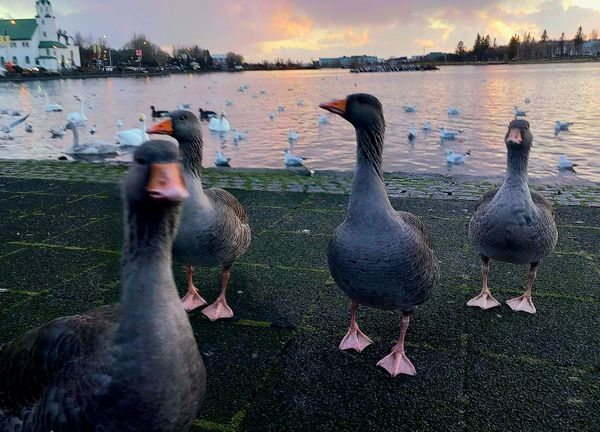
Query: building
xmin=319 ymin=55 xmax=378 ymax=68
xmin=0 ymin=0 xmax=81 ymax=72
xmin=212 ymin=54 xmax=227 ymax=69
xmin=583 ymin=40 xmax=600 ymax=56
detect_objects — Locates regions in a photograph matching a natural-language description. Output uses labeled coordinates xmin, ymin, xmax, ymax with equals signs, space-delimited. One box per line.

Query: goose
xmin=318 ymin=114 xmax=330 ymax=125
xmin=0 ymin=141 xmax=206 ymax=430
xmin=39 ymin=86 xmax=63 ymax=112
xmin=208 ymin=112 xmax=231 ymax=132
xmin=408 ymin=125 xmax=417 ymax=140
xmin=89 ymin=124 xmax=97 ymax=135
xmin=446 ymin=149 xmax=470 ymax=164
xmin=147 ymin=111 xmax=251 ymax=319
xmin=557 ymin=154 xmax=577 ymax=171
xmin=50 ymin=126 xmax=65 ymax=138
xmin=447 ymin=107 xmax=460 ymax=115
xmin=288 ymin=129 xmax=299 ymax=141
xmin=423 ymin=121 xmax=432 ymax=131
xmin=67 ymin=96 xmax=87 ymax=126
xmin=65 ymin=121 xmax=119 ymax=155
xmin=467 ymin=119 xmax=557 ymax=314
xmin=199 ymin=108 xmax=217 ymax=121
xmin=115 ymin=115 xmax=149 ymax=147
xmin=439 ymin=127 xmax=461 ymax=140
xmin=320 ymin=94 xmax=438 ymax=376
xmin=232 ymin=129 xmax=246 ymax=141
xmin=514 ymin=106 xmax=527 ymax=117
xmin=0 ymin=114 xmax=29 ymax=134
xmin=150 ymin=105 xmax=169 ymax=118
xmin=269 ymin=112 xmax=276 ymax=120
xmin=283 ymin=149 xmax=304 ymax=167
xmin=215 ymin=150 xmax=231 ymax=167
xmin=403 ymin=105 xmax=417 ymax=113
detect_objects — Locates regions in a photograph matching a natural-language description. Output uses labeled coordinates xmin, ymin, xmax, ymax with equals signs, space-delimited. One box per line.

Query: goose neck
xmin=181 ymin=137 xmax=204 ymax=178
xmin=505 ymin=146 xmax=530 ymax=185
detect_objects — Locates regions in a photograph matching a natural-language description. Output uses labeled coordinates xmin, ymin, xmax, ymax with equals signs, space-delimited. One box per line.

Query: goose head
xmin=320 ymin=93 xmax=384 ymax=131
xmin=125 ymin=140 xmax=189 ymax=206
xmin=505 ymin=119 xmax=532 ymax=151
xmin=147 ymin=110 xmax=202 ymax=145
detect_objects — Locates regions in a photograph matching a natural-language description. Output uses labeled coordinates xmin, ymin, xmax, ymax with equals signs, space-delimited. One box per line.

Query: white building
xmin=0 ymin=0 xmax=81 ymax=72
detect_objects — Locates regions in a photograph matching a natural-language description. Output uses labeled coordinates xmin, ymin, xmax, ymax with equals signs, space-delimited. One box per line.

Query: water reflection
xmin=0 ymin=64 xmax=599 ymax=184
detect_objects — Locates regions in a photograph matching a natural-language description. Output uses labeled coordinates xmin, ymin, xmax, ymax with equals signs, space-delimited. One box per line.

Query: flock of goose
xmin=0 ymin=93 xmax=561 ymax=430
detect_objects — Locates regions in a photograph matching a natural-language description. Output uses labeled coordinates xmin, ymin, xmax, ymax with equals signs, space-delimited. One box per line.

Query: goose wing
xmin=396 ymin=211 xmax=435 ymax=251
xmin=0 ymin=305 xmax=118 ymax=412
xmin=206 ymin=188 xmax=249 ymax=224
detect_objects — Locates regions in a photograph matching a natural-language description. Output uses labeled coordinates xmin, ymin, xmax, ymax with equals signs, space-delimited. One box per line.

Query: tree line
xmin=454 ymin=27 xmax=599 ymax=62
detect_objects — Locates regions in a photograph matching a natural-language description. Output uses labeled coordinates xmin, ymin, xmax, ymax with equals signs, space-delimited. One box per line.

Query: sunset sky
xmin=3 ymin=0 xmax=600 ymax=61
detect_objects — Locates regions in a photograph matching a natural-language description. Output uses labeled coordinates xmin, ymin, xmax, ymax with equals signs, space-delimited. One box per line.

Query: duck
xmin=447 ymin=107 xmax=460 ymax=115
xmin=67 ymin=96 xmax=87 ymax=126
xmin=422 ymin=121 xmax=432 ymax=131
xmin=232 ymin=129 xmax=246 ymax=142
xmin=49 ymin=126 xmax=65 ymax=138
xmin=467 ymin=119 xmax=557 ymax=314
xmin=115 ymin=115 xmax=150 ymax=147
xmin=0 ymin=114 xmax=29 ymax=134
xmin=150 ymin=105 xmax=169 ymax=118
xmin=403 ymin=105 xmax=417 ymax=113
xmin=514 ymin=106 xmax=527 ymax=117
xmin=0 ymin=141 xmax=206 ymax=430
xmin=318 ymin=114 xmax=330 ymax=125
xmin=199 ymin=108 xmax=217 ymax=121
xmin=283 ymin=149 xmax=304 ymax=166
xmin=65 ymin=121 xmax=119 ymax=155
xmin=446 ymin=149 xmax=470 ymax=164
xmin=215 ymin=150 xmax=231 ymax=167
xmin=320 ymin=94 xmax=438 ymax=376
xmin=408 ymin=125 xmax=417 ymax=140
xmin=208 ymin=112 xmax=231 ymax=132
xmin=439 ymin=127 xmax=462 ymax=140
xmin=557 ymin=154 xmax=577 ymax=171
xmin=288 ymin=129 xmax=299 ymax=141
xmin=147 ymin=111 xmax=251 ymax=319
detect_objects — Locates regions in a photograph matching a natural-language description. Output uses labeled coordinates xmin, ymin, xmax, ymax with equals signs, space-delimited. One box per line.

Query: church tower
xmin=35 ymin=0 xmax=58 ymax=42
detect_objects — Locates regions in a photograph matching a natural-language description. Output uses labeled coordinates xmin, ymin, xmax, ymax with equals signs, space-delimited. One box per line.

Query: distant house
xmin=212 ymin=54 xmax=227 ymax=69
xmin=0 ymin=0 xmax=80 ymax=72
xmin=319 ymin=55 xmax=378 ymax=68
xmin=583 ymin=40 xmax=600 ymax=56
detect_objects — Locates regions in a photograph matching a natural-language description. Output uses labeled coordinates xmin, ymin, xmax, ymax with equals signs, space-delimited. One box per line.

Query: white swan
xmin=408 ymin=125 xmax=417 ymax=140
xmin=232 ymin=129 xmax=246 ymax=141
xmin=115 ymin=114 xmax=149 ymax=147
xmin=67 ymin=96 xmax=87 ymax=126
xmin=514 ymin=106 xmax=527 ymax=117
xmin=65 ymin=121 xmax=119 ymax=155
xmin=288 ymin=129 xmax=299 ymax=141
xmin=447 ymin=107 xmax=460 ymax=115
xmin=284 ymin=149 xmax=304 ymax=166
xmin=209 ymin=112 xmax=231 ymax=132
xmin=557 ymin=155 xmax=577 ymax=171
xmin=403 ymin=105 xmax=417 ymax=113
xmin=422 ymin=121 xmax=432 ymax=131
xmin=439 ymin=127 xmax=462 ymax=140
xmin=39 ymin=86 xmax=63 ymax=112
xmin=447 ymin=149 xmax=470 ymax=164
xmin=215 ymin=150 xmax=231 ymax=167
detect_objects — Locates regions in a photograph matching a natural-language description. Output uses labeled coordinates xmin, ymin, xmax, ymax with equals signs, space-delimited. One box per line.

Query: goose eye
xmin=179 ymin=116 xmax=185 ymax=122
xmin=135 ymin=157 xmax=146 ymax=165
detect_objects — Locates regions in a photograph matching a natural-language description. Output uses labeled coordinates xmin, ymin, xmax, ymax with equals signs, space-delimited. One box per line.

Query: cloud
xmin=414 ymin=38 xmax=434 ymax=48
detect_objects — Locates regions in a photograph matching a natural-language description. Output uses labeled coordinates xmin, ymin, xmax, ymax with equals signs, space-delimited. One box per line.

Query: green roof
xmin=0 ymin=19 xmax=37 ymax=41
xmin=39 ymin=40 xmax=66 ymax=49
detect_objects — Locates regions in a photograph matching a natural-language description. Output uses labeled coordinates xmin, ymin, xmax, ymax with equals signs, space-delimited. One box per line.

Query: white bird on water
xmin=39 ymin=86 xmax=63 ymax=112
xmin=90 ymin=124 xmax=97 ymax=135
xmin=116 ymin=118 xmax=124 ymax=130
xmin=226 ymin=99 xmax=234 ymax=107
xmin=422 ymin=121 xmax=431 ymax=131
xmin=269 ymin=112 xmax=276 ymax=120
xmin=284 ymin=149 xmax=304 ymax=167
xmin=67 ymin=96 xmax=88 ymax=126
xmin=557 ymin=155 xmax=577 ymax=171
xmin=232 ymin=129 xmax=246 ymax=141
xmin=297 ymin=99 xmax=304 ymax=106
xmin=439 ymin=127 xmax=462 ymax=140
xmin=0 ymin=114 xmax=29 ymax=139
xmin=403 ymin=105 xmax=417 ymax=113
xmin=524 ymin=97 xmax=531 ymax=104
xmin=288 ymin=129 xmax=299 ymax=141
xmin=277 ymin=105 xmax=285 ymax=112
xmin=318 ymin=114 xmax=330 ymax=125
xmin=554 ymin=120 xmax=573 ymax=134
xmin=215 ymin=150 xmax=231 ymax=167
xmin=514 ymin=106 xmax=527 ymax=117
xmin=115 ymin=114 xmax=149 ymax=147
xmin=50 ymin=126 xmax=65 ymax=138
xmin=447 ymin=149 xmax=470 ymax=164
xmin=447 ymin=107 xmax=460 ymax=115
xmin=408 ymin=125 xmax=417 ymax=140
xmin=208 ymin=111 xmax=231 ymax=132
xmin=65 ymin=121 xmax=119 ymax=155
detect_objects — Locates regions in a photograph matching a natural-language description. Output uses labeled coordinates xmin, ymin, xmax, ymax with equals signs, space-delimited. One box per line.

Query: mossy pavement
xmin=0 ymin=161 xmax=599 ymax=432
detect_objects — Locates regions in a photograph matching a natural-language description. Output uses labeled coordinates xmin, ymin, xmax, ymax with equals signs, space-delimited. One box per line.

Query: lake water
xmin=1 ymin=64 xmax=599 ymax=184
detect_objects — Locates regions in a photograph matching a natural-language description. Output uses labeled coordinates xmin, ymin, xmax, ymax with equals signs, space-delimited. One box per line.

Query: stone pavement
xmin=0 ymin=161 xmax=599 ymax=431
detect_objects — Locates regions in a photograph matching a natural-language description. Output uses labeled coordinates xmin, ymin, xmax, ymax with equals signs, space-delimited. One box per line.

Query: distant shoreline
xmin=436 ymin=57 xmax=600 ymax=66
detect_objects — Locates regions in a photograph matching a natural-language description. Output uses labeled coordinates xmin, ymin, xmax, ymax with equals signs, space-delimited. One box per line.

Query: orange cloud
xmin=414 ymin=38 xmax=434 ymax=48
xmin=269 ymin=5 xmax=314 ymax=39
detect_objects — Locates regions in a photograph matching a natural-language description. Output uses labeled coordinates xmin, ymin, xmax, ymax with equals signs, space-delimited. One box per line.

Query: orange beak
xmin=147 ymin=118 xmax=173 ymax=136
xmin=319 ymin=98 xmax=347 ymax=116
xmin=146 ymin=162 xmax=189 ymax=202
xmin=507 ymin=127 xmax=522 ymax=144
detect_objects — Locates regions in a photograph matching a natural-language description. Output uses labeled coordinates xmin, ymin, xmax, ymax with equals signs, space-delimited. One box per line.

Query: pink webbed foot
xmin=202 ymin=299 xmax=234 ymax=321
xmin=377 ymin=347 xmax=416 ymax=377
xmin=466 ymin=292 xmax=501 ymax=310
xmin=181 ymin=290 xmax=207 ymax=312
xmin=339 ymin=327 xmax=373 ymax=352
xmin=506 ymin=295 xmax=536 ymax=314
